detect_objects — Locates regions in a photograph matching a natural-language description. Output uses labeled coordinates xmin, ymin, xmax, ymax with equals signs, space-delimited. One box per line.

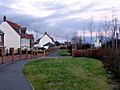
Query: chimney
xmin=45 ymin=32 xmax=47 ymax=34
xmin=3 ymin=15 xmax=6 ymax=22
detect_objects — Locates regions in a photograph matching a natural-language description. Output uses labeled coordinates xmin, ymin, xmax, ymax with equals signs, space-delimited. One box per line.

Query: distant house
xmin=0 ymin=16 xmax=34 ymax=52
xmin=94 ymin=35 xmax=102 ymax=48
xmin=43 ymin=42 xmax=55 ymax=49
xmin=35 ymin=32 xmax=55 ymax=49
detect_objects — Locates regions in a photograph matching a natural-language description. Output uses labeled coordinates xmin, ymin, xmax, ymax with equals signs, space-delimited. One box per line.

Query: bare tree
xmin=71 ymin=32 xmax=82 ymax=50
xmin=88 ymin=18 xmax=94 ymax=48
xmin=111 ymin=17 xmax=119 ymax=49
xmin=82 ymin=26 xmax=86 ymax=45
xmin=102 ymin=16 xmax=111 ymax=48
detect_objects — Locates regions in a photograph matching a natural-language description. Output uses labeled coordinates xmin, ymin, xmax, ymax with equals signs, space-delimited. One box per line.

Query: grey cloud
xmin=94 ymin=7 xmax=113 ymax=12
xmin=70 ymin=2 xmax=100 ymax=14
xmin=35 ymin=2 xmax=66 ymax=10
xmin=0 ymin=0 xmax=18 ymax=4
xmin=0 ymin=0 xmax=108 ymax=41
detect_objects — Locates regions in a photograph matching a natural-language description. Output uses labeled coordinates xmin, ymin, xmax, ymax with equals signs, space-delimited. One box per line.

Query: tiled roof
xmin=43 ymin=32 xmax=54 ymax=41
xmin=19 ymin=34 xmax=34 ymax=39
xmin=3 ymin=16 xmax=34 ymax=39
xmin=6 ymin=20 xmax=27 ymax=31
xmin=27 ymin=34 xmax=34 ymax=39
xmin=19 ymin=27 xmax=27 ymax=30
xmin=6 ymin=20 xmax=20 ymax=30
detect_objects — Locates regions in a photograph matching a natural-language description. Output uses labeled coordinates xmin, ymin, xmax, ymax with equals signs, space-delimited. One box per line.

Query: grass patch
xmin=23 ymin=57 xmax=112 ymax=90
xmin=58 ymin=49 xmax=71 ymax=56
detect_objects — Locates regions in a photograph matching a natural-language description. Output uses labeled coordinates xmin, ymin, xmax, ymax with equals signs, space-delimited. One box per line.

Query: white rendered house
xmin=0 ymin=16 xmax=34 ymax=52
xmin=35 ymin=32 xmax=55 ymax=49
xmin=94 ymin=34 xmax=102 ymax=48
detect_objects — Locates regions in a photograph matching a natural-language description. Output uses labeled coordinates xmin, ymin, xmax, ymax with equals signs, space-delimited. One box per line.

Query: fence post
xmin=31 ymin=50 xmax=33 ymax=59
xmin=26 ymin=50 xmax=28 ymax=59
xmin=10 ymin=48 xmax=14 ymax=61
xmin=72 ymin=49 xmax=75 ymax=57
xmin=18 ymin=48 xmax=21 ymax=60
xmin=43 ymin=49 xmax=45 ymax=56
xmin=37 ymin=50 xmax=39 ymax=58
xmin=1 ymin=48 xmax=4 ymax=64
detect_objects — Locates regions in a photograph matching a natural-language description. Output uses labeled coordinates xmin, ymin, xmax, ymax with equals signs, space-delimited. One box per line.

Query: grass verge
xmin=58 ymin=49 xmax=71 ymax=56
xmin=23 ymin=57 xmax=112 ymax=90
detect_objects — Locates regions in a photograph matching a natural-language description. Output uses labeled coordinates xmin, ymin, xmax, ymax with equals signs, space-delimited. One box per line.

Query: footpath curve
xmin=0 ymin=49 xmax=60 ymax=90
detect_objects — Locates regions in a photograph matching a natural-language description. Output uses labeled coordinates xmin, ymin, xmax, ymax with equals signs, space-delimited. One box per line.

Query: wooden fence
xmin=0 ymin=47 xmax=58 ymax=64
xmin=72 ymin=48 xmax=104 ymax=58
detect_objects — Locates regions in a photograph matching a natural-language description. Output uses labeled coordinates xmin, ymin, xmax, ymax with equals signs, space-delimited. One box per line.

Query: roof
xmin=3 ymin=16 xmax=34 ymax=39
xmin=35 ymin=32 xmax=54 ymax=44
xmin=6 ymin=20 xmax=20 ymax=30
xmin=19 ymin=34 xmax=34 ymax=39
xmin=27 ymin=34 xmax=34 ymax=39
xmin=40 ymin=32 xmax=54 ymax=41
xmin=3 ymin=16 xmax=27 ymax=31
xmin=43 ymin=42 xmax=55 ymax=47
xmin=6 ymin=20 xmax=27 ymax=31
xmin=19 ymin=27 xmax=27 ymax=30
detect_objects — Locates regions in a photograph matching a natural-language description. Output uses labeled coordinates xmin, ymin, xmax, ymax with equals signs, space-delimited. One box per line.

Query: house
xmin=0 ymin=29 xmax=4 ymax=56
xmin=94 ymin=34 xmax=102 ymax=48
xmin=43 ymin=42 xmax=55 ymax=49
xmin=0 ymin=16 xmax=34 ymax=52
xmin=35 ymin=32 xmax=55 ymax=49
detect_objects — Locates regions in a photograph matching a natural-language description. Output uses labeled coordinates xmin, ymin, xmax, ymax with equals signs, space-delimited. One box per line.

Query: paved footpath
xmin=47 ymin=49 xmax=60 ymax=57
xmin=0 ymin=49 xmax=60 ymax=90
xmin=0 ymin=60 xmax=32 ymax=90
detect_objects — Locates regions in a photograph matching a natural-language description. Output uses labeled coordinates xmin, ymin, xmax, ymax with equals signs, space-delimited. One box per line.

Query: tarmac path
xmin=0 ymin=49 xmax=60 ymax=90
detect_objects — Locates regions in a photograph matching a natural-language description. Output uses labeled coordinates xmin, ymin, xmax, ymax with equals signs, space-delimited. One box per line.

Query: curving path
xmin=0 ymin=60 xmax=32 ymax=90
xmin=0 ymin=49 xmax=60 ymax=90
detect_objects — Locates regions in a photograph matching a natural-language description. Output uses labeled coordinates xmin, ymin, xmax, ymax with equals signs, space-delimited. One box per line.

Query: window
xmin=0 ymin=35 xmax=2 ymax=41
xmin=21 ymin=30 xmax=26 ymax=34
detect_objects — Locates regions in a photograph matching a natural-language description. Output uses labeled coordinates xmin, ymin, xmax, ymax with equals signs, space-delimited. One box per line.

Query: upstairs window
xmin=21 ymin=30 xmax=26 ymax=35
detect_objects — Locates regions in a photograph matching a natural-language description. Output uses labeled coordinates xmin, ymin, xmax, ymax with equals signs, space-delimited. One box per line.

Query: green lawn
xmin=58 ymin=49 xmax=71 ymax=56
xmin=23 ymin=57 xmax=112 ymax=90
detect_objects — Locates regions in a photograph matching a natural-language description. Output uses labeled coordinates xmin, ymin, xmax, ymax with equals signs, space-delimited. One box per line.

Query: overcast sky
xmin=0 ymin=0 xmax=120 ymax=42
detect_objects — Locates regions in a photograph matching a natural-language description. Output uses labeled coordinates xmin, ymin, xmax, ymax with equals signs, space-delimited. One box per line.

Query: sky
xmin=0 ymin=0 xmax=120 ymax=42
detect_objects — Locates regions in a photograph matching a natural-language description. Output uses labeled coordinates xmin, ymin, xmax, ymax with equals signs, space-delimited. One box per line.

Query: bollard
xmin=31 ymin=50 xmax=33 ymax=59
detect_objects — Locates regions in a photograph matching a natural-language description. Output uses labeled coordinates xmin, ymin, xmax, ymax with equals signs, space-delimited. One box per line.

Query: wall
xmin=0 ymin=22 xmax=20 ymax=50
xmin=21 ymin=38 xmax=30 ymax=50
